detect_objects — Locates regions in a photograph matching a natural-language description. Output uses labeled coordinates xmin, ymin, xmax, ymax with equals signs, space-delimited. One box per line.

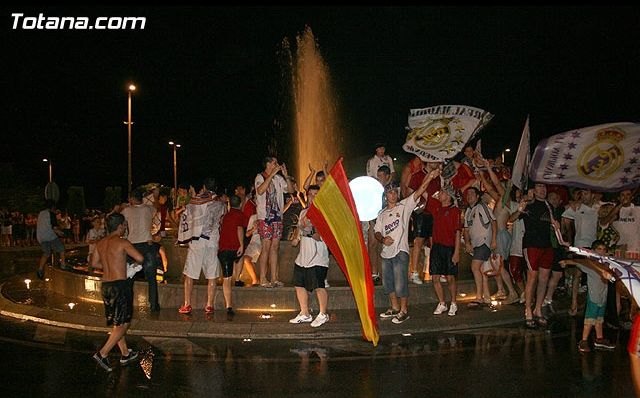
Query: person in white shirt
xmin=366 ymin=143 xmax=396 ymax=181
xmin=254 ymin=156 xmax=293 ymax=287
xmin=288 ymin=185 xmax=331 ymax=328
xmin=121 ymin=188 xmax=160 ymax=312
xmin=374 ymin=168 xmax=439 ymax=324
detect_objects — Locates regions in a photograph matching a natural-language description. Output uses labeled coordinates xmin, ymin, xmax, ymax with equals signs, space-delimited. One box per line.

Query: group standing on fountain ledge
xmin=32 ymin=142 xmax=640 ymax=345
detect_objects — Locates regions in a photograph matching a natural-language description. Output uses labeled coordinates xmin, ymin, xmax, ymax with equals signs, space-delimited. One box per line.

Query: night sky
xmin=2 ymin=6 xmax=639 ymax=207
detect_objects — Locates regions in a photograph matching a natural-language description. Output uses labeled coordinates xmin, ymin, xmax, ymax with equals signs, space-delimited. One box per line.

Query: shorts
xmin=508 ymin=255 xmax=525 ymax=283
xmin=183 ymin=238 xmax=221 ymax=280
xmin=552 ymin=247 xmax=566 ymax=272
xmin=244 ymin=236 xmax=261 ymax=263
xmin=411 ymin=212 xmax=433 ymax=239
xmin=101 ymin=279 xmax=134 ymax=326
xmin=429 ymin=243 xmax=458 ymax=276
xmin=496 ymin=229 xmax=512 ymax=259
xmin=472 ymin=244 xmax=491 ymax=261
xmin=523 ymin=247 xmax=553 ymax=272
xmin=293 ymin=264 xmax=328 ymax=292
xmin=40 ymin=238 xmax=65 ymax=256
xmin=381 ymin=251 xmax=410 ymax=298
xmin=257 ymin=220 xmax=283 ymax=240
xmin=218 ymin=250 xmax=240 ymax=278
xmin=583 ymin=295 xmax=606 ymax=325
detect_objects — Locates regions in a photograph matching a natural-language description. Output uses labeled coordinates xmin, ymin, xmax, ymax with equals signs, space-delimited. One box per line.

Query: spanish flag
xmin=307 ymin=157 xmax=379 ymax=346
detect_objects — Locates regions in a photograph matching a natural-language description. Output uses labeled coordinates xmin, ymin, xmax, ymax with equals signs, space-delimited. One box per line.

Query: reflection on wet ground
xmin=0 ymin=314 xmax=634 ymax=397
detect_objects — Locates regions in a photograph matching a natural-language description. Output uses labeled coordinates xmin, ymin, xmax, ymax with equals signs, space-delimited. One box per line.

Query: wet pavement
xmin=0 ymin=246 xmax=637 ymax=396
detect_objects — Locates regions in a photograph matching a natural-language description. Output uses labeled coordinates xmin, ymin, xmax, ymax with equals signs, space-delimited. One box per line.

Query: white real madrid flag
xmin=530 ymin=122 xmax=640 ymax=190
xmin=403 ymin=105 xmax=493 ymax=162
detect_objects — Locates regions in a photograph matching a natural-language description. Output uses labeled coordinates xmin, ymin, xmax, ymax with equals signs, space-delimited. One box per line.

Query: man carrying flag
xmin=307 ymin=158 xmax=379 ymax=345
xmin=375 ymin=167 xmax=441 ymax=324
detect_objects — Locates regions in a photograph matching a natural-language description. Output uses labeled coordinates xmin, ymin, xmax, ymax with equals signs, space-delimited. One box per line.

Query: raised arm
xmin=303 ymin=163 xmax=315 ymax=192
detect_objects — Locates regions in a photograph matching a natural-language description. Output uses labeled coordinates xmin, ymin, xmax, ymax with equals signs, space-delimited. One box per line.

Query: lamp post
xmin=126 ymin=83 xmax=136 ymax=197
xmin=502 ymin=148 xmax=511 ymax=164
xmin=42 ymin=158 xmax=52 ymax=183
xmin=168 ymin=141 xmax=181 ymax=205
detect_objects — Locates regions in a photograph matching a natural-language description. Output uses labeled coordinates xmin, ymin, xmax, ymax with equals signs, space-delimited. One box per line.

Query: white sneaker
xmin=448 ymin=303 xmax=458 ymax=316
xmin=310 ymin=312 xmax=329 ymax=328
xmin=410 ymin=272 xmax=423 ymax=285
xmin=289 ymin=312 xmax=313 ymax=324
xmin=433 ymin=302 xmax=448 ymax=315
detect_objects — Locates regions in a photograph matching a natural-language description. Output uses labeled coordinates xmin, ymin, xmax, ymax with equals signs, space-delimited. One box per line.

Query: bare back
xmin=91 ymin=234 xmax=143 ymax=282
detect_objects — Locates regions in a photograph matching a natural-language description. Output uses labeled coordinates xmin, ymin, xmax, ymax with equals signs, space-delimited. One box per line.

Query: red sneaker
xmin=178 ymin=305 xmax=192 ymax=314
xmin=205 ymin=306 xmax=214 ymax=314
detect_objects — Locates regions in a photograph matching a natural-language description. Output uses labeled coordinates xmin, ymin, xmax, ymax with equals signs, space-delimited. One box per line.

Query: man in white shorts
xmin=178 ymin=178 xmax=226 ymax=315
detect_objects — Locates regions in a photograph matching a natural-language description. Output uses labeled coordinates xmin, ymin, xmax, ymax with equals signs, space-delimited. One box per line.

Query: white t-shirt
xmin=562 ymin=203 xmax=598 ymax=248
xmin=254 ymin=173 xmax=288 ymax=221
xmin=366 ymin=155 xmax=395 ymax=178
xmin=121 ymin=204 xmax=155 ymax=244
xmin=294 ymin=208 xmax=329 ymax=268
xmin=464 ymin=202 xmax=496 ymax=248
xmin=613 ymin=204 xmax=640 ymax=251
xmin=374 ymin=194 xmax=417 ymax=259
xmin=509 ymin=201 xmax=525 ymax=257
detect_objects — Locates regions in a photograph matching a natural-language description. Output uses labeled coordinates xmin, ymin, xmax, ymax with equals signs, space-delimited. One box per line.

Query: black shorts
xmin=218 ymin=250 xmax=240 ymax=278
xmin=293 ymin=264 xmax=328 ymax=292
xmin=551 ymin=247 xmax=566 ymax=272
xmin=429 ymin=243 xmax=459 ymax=276
xmin=102 ymin=279 xmax=134 ymax=326
xmin=411 ymin=212 xmax=433 ymax=239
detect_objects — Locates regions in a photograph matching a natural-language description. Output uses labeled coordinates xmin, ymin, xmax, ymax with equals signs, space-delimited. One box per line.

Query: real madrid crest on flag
xmin=530 ymin=122 xmax=640 ymax=190
xmin=403 ymin=105 xmax=494 ymax=162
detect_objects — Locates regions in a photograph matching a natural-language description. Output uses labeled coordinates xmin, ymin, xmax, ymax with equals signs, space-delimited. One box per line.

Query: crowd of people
xmin=368 ymin=142 xmax=639 ymax=356
xmin=10 ymin=141 xmax=639 ymax=370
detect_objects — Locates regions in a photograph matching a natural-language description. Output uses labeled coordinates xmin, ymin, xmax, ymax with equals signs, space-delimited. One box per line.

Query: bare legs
xmin=99 ymin=323 xmax=130 ymax=358
xmin=258 ymin=238 xmax=281 ymax=285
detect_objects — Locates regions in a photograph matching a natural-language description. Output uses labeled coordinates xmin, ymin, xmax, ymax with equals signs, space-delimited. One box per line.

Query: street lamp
xmin=168 ymin=141 xmax=181 ymax=205
xmin=502 ymin=148 xmax=511 ymax=164
xmin=126 ymin=83 xmax=136 ymax=197
xmin=42 ymin=158 xmax=52 ymax=183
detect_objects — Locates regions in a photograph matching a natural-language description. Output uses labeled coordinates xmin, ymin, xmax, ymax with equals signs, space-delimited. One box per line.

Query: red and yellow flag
xmin=307 ymin=157 xmax=379 ymax=346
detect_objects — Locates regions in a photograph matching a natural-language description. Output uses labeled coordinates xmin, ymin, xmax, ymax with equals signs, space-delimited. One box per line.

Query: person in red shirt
xmin=428 ymin=185 xmax=462 ymax=316
xmin=405 ymin=160 xmax=443 ymax=284
xmin=217 ymin=195 xmax=247 ymax=316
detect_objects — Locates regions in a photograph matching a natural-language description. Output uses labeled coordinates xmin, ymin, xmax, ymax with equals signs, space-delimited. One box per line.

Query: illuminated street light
xmin=42 ymin=158 xmax=52 ymax=183
xmin=502 ymin=148 xmax=511 ymax=164
xmin=168 ymin=141 xmax=181 ymax=205
xmin=126 ymin=83 xmax=136 ymax=197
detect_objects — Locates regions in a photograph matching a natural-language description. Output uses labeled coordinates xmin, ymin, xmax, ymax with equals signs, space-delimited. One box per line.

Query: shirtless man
xmin=91 ymin=213 xmax=144 ymax=372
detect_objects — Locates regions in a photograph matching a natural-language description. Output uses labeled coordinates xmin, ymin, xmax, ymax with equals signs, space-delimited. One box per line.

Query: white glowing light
xmin=260 ymin=313 xmax=272 ymax=319
xmin=24 ymin=279 xmax=31 ymax=289
xmin=349 ymin=176 xmax=384 ymax=221
xmin=491 ymin=300 xmax=498 ymax=306
xmin=243 ymin=338 xmax=252 ymax=342
xmin=402 ymin=333 xmax=412 ymax=337
xmin=459 ymin=293 xmax=467 ymax=297
xmin=270 ymin=304 xmax=277 ymax=308
xmin=68 ymin=303 xmax=76 ymax=309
